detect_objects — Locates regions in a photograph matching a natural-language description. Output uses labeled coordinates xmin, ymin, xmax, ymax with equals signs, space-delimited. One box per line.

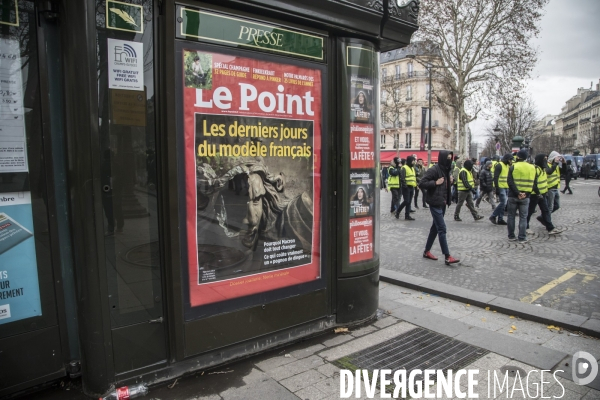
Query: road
xmin=380 ymin=179 xmax=600 ymax=318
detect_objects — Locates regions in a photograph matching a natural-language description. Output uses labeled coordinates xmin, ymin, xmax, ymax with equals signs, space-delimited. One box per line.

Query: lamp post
xmin=405 ymin=54 xmax=446 ymax=167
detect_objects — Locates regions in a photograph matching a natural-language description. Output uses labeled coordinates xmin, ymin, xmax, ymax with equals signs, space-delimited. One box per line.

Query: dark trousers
xmin=390 ymin=188 xmax=401 ymax=213
xmin=425 ymin=206 xmax=450 ymax=256
xmin=527 ymin=194 xmax=554 ymax=231
xmin=414 ymin=187 xmax=427 ymax=207
xmin=396 ymin=187 xmax=414 ymax=217
xmin=561 ymin=177 xmax=572 ymax=194
xmin=455 ymin=191 xmax=479 ymax=218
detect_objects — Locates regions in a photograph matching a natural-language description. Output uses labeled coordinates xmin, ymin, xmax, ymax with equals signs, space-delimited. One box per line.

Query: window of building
xmin=425 ymin=84 xmax=431 ymax=100
xmin=381 ymin=134 xmax=386 ymax=144
xmin=406 ymin=133 xmax=412 ymax=148
xmin=406 ymin=108 xmax=412 ymax=126
xmin=406 ymin=85 xmax=412 ymax=100
xmin=394 ymin=89 xmax=400 ymax=102
xmin=395 ymin=65 xmax=401 ymax=79
xmin=394 ymin=133 xmax=400 ymax=149
xmin=381 ymin=90 xmax=388 ymax=102
xmin=407 ymin=62 xmax=413 ymax=77
xmin=382 ymin=68 xmax=387 ymax=79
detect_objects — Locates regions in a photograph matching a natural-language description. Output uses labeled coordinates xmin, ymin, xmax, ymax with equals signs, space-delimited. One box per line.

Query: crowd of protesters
xmin=383 ymin=149 xmax=570 ymax=265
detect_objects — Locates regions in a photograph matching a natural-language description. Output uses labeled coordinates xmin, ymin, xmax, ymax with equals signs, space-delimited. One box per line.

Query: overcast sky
xmin=472 ymin=0 xmax=600 ymax=142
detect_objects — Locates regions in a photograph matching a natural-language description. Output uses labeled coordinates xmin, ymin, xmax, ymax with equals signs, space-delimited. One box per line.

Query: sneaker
xmin=423 ymin=205 xmax=429 ymax=209
xmin=497 ymin=219 xmax=508 ymax=226
xmin=489 ymin=216 xmax=497 ymax=225
xmin=445 ymin=256 xmax=460 ymax=265
xmin=423 ymin=251 xmax=438 ymax=261
xmin=526 ymin=229 xmax=534 ymax=234
xmin=474 ymin=215 xmax=484 ymax=221
xmin=508 ymin=237 xmax=517 ymax=241
xmin=405 ymin=216 xmax=416 ymax=221
xmin=548 ymin=228 xmax=563 ymax=234
xmin=410 ymin=210 xmax=416 ymax=213
xmin=395 ymin=213 xmax=400 ymax=219
xmin=518 ymin=239 xmax=528 ymax=243
xmin=454 ymin=215 xmax=462 ymax=221
xmin=414 ymin=205 xmax=420 ymax=209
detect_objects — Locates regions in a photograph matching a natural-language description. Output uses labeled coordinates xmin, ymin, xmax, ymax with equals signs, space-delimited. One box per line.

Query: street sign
xmin=495 ymin=142 xmax=501 ymax=151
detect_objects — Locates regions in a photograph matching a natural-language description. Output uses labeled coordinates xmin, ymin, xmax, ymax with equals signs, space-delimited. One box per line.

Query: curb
xmin=380 ymin=268 xmax=600 ymax=339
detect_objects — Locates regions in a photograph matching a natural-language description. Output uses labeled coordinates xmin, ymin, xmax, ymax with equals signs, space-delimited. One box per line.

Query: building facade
xmin=554 ymin=81 xmax=600 ymax=154
xmin=379 ymin=42 xmax=455 ymax=164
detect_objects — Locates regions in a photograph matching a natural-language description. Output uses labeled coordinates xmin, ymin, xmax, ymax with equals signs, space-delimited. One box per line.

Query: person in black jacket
xmin=476 ymin=160 xmax=496 ymax=209
xmin=418 ymin=150 xmax=460 ymax=266
xmin=561 ymin=160 xmax=573 ymax=194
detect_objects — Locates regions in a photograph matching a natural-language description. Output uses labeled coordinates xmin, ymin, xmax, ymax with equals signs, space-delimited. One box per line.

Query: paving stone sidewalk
xmin=380 ymin=180 xmax=600 ymax=318
xmin=32 ymin=281 xmax=600 ymax=400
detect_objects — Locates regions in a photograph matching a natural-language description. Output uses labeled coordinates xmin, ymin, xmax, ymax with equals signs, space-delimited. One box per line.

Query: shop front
xmin=0 ymin=0 xmax=418 ymax=397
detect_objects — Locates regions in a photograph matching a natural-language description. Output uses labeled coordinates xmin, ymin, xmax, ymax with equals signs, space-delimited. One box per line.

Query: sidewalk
xmin=32 ymin=281 xmax=600 ymax=400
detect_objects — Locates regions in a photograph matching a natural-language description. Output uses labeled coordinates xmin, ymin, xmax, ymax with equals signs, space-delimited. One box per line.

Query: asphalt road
xmin=380 ymin=178 xmax=600 ymax=318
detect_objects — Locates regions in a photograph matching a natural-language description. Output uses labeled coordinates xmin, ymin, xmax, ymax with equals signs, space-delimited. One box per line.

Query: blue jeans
xmin=546 ymin=188 xmax=560 ymax=213
xmin=491 ymin=188 xmax=508 ymax=220
xmin=425 ymin=206 xmax=450 ymax=256
xmin=507 ymin=197 xmax=530 ymax=241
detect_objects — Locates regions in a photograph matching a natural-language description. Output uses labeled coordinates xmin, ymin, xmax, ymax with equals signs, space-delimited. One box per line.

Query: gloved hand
xmin=471 ymin=189 xmax=477 ymax=196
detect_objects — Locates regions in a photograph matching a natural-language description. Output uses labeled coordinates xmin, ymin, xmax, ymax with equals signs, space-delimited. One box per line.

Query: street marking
xmin=520 ymin=269 xmax=597 ymax=304
xmin=520 ymin=271 xmax=578 ymax=303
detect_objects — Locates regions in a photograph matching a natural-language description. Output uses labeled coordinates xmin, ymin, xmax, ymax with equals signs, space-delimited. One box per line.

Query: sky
xmin=471 ymin=0 xmax=600 ymax=143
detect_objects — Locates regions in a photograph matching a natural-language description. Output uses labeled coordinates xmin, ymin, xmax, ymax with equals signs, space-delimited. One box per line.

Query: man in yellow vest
xmin=454 ymin=160 xmax=484 ymax=221
xmin=527 ymin=154 xmax=562 ymax=235
xmin=489 ymin=153 xmax=512 ymax=225
xmin=395 ymin=156 xmax=417 ymax=220
xmin=388 ymin=157 xmax=402 ymax=214
xmin=545 ymin=151 xmax=564 ymax=213
xmin=506 ymin=150 xmax=536 ymax=242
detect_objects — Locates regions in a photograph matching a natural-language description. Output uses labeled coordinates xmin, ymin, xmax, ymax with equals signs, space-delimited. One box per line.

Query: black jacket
xmin=418 ymin=150 xmax=453 ymax=208
xmin=479 ymin=168 xmax=494 ymax=191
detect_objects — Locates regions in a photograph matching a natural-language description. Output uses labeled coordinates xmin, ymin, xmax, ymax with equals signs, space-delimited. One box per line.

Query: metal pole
xmin=427 ymin=66 xmax=432 ymax=167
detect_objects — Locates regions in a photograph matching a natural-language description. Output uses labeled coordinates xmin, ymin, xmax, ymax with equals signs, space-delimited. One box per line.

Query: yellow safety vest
xmin=388 ymin=166 xmax=400 ymax=188
xmin=457 ymin=168 xmax=474 ymax=191
xmin=512 ymin=162 xmax=535 ymax=193
xmin=535 ymin=166 xmax=548 ymax=195
xmin=498 ymin=162 xmax=509 ymax=189
xmin=402 ymin=165 xmax=417 ymax=187
xmin=546 ymin=163 xmax=560 ymax=189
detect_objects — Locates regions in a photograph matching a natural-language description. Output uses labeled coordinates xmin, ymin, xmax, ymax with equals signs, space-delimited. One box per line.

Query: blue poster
xmin=0 ymin=192 xmax=41 ymax=324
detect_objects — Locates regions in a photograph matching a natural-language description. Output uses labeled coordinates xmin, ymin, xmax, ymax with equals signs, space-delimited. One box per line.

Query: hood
xmin=534 ymin=154 xmax=547 ymax=168
xmin=502 ymin=153 xmax=513 ymax=163
xmin=407 ymin=156 xmax=415 ymax=167
xmin=393 ymin=157 xmax=400 ymax=166
xmin=548 ymin=151 xmax=561 ymax=162
xmin=438 ymin=150 xmax=453 ymax=170
xmin=455 ymin=160 xmax=463 ymax=169
xmin=464 ymin=160 xmax=473 ymax=171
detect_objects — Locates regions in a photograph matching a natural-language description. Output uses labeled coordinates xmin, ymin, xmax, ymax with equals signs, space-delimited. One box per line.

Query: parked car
xmin=583 ymin=154 xmax=600 ymax=179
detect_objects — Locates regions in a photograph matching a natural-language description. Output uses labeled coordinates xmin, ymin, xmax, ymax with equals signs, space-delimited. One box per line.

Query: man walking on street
xmin=451 ymin=160 xmax=462 ymax=204
xmin=396 ymin=156 xmax=417 ymax=220
xmin=507 ymin=150 xmax=536 ymax=243
xmin=419 ymin=150 xmax=460 ymax=266
xmin=489 ymin=153 xmax=512 ymax=226
xmin=546 ymin=151 xmax=563 ymax=213
xmin=561 ymin=160 xmax=573 ymax=194
xmin=454 ymin=160 xmax=484 ymax=221
xmin=527 ymin=154 xmax=562 ymax=235
xmin=476 ymin=160 xmax=496 ymax=210
xmin=414 ymin=158 xmax=428 ymax=209
xmin=388 ymin=157 xmax=401 ymax=214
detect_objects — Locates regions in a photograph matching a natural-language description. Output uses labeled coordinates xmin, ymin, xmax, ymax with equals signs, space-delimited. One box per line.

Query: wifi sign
xmin=123 ymin=43 xmax=137 ymax=61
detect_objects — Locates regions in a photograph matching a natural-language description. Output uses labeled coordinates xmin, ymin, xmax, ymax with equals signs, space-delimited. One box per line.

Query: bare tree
xmin=415 ymin=0 xmax=549 ymax=159
xmin=485 ymin=96 xmax=542 ymax=155
xmin=380 ymin=75 xmax=409 ymax=149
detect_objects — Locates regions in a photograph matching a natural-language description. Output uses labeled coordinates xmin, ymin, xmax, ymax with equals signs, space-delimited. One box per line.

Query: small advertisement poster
xmin=349 ymin=171 xmax=374 ymax=218
xmin=181 ymin=49 xmax=322 ymax=308
xmin=349 ymin=217 xmax=373 ymax=263
xmin=107 ymin=38 xmax=144 ymax=91
xmin=350 ymin=77 xmax=373 ymax=124
xmin=0 ymin=38 xmax=27 ymax=173
xmin=350 ymin=123 xmax=374 ymax=169
xmin=0 ymin=192 xmax=42 ymax=324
